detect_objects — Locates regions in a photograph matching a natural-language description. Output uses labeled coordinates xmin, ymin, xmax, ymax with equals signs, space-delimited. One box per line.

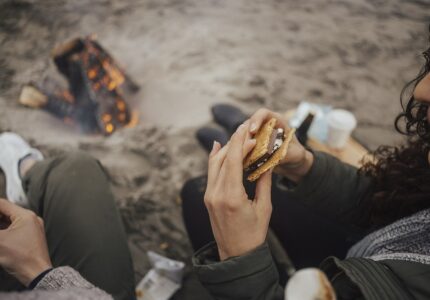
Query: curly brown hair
xmin=360 ymin=38 xmax=430 ymax=228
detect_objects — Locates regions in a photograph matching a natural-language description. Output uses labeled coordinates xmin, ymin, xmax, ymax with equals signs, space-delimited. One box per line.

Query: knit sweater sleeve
xmin=0 ymin=266 xmax=113 ymax=300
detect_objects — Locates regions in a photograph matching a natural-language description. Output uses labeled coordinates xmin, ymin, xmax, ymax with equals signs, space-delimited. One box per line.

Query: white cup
xmin=326 ymin=109 xmax=357 ymax=149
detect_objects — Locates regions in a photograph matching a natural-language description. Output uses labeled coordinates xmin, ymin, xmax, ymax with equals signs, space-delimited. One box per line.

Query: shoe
xmin=0 ymin=133 xmax=43 ymax=207
xmin=196 ymin=127 xmax=229 ymax=153
xmin=211 ymin=104 xmax=248 ymax=134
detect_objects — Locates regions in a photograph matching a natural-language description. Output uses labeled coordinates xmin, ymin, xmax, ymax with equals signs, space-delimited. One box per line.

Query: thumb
xmin=254 ymin=169 xmax=273 ymax=213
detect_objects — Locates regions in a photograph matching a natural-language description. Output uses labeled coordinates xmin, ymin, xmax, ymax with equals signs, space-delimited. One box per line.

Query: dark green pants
xmin=0 ymin=152 xmax=136 ymax=300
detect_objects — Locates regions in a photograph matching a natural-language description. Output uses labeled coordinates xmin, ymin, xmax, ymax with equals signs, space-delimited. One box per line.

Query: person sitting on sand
xmin=181 ymin=37 xmax=430 ymax=298
xmin=0 ymin=133 xmax=135 ymax=300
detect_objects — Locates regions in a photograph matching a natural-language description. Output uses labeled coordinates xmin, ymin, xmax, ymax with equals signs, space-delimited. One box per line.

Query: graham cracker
xmin=243 ymin=118 xmax=277 ymax=169
xmin=247 ymin=128 xmax=296 ymax=182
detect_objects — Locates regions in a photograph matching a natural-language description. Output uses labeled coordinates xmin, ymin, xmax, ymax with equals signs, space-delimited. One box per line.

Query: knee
xmin=62 ymin=151 xmax=98 ymax=166
xmin=181 ymin=176 xmax=207 ymax=211
xmin=60 ymin=151 xmax=105 ymax=178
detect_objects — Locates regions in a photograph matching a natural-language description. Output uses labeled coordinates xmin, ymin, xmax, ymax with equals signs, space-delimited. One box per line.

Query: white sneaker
xmin=0 ymin=133 xmax=43 ymax=207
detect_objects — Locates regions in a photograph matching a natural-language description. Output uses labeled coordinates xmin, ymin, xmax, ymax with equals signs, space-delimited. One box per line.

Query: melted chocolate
xmin=245 ymin=129 xmax=284 ymax=173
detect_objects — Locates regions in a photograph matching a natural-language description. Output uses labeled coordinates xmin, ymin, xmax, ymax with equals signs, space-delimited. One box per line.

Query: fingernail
xmin=250 ymin=123 xmax=257 ymax=132
xmin=250 ymin=138 xmax=256 ymax=144
xmin=210 ymin=141 xmax=217 ymax=154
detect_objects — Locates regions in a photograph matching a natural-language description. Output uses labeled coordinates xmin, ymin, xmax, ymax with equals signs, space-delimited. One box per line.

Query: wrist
xmin=28 ymin=267 xmax=53 ymax=289
xmin=276 ymin=150 xmax=314 ymax=183
xmin=217 ymin=242 xmax=263 ymax=261
xmin=21 ymin=259 xmax=53 ymax=287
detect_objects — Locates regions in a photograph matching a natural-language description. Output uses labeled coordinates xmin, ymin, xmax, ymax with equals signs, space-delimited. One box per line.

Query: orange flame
xmin=102 ymin=61 xmax=125 ymax=88
xmin=105 ymin=123 xmax=114 ymax=134
xmin=108 ymin=81 xmax=117 ymax=91
xmin=72 ymin=36 xmax=139 ymax=134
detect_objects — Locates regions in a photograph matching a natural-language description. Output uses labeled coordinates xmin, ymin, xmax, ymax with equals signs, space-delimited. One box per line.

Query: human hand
xmin=248 ymin=108 xmax=314 ymax=182
xmin=204 ymin=122 xmax=273 ymax=260
xmin=0 ymin=199 xmax=52 ymax=286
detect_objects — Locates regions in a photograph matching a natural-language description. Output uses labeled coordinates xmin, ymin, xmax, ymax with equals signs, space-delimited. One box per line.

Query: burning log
xmin=19 ymin=36 xmax=139 ymax=135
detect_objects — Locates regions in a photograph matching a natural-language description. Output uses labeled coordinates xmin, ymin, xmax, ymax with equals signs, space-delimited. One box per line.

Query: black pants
xmin=181 ymin=174 xmax=362 ymax=269
xmin=0 ymin=152 xmax=136 ymax=300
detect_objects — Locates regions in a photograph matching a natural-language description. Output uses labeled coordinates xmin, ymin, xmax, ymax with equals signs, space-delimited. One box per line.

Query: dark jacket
xmin=192 ymin=152 xmax=430 ymax=300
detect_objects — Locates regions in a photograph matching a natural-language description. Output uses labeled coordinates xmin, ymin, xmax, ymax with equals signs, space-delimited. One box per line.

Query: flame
xmin=105 ymin=123 xmax=114 ymax=134
xmin=125 ymin=110 xmax=139 ymax=128
xmin=102 ymin=60 xmax=125 ymax=88
xmin=67 ymin=36 xmax=139 ymax=135
xmin=108 ymin=81 xmax=117 ymax=91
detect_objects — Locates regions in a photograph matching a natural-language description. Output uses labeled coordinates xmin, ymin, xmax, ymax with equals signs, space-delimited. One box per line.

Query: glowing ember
xmin=62 ymin=91 xmax=74 ymax=103
xmin=102 ymin=114 xmax=112 ymax=123
xmin=105 ymin=123 xmax=114 ymax=133
xmin=116 ymin=100 xmax=126 ymax=111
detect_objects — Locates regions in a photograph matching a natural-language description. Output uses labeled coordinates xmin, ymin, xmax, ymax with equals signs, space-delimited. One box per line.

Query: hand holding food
xmin=244 ymin=117 xmax=296 ymax=181
xmin=204 ymin=122 xmax=273 ymax=260
xmin=248 ymin=108 xmax=314 ymax=183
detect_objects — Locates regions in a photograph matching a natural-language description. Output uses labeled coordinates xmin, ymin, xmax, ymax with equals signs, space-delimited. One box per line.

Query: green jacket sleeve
xmin=283 ymin=151 xmax=374 ymax=229
xmin=193 ymin=242 xmax=284 ymax=300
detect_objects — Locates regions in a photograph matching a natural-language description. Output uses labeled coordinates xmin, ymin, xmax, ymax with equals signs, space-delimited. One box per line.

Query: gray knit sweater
xmin=347 ymin=208 xmax=430 ymax=264
xmin=0 ymin=267 xmax=113 ymax=300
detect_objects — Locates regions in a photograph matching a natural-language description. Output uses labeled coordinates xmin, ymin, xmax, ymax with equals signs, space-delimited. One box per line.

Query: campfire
xmin=19 ymin=36 xmax=139 ymax=135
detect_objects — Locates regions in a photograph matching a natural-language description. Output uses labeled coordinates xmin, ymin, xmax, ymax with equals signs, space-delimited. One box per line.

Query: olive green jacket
xmin=193 ymin=152 xmax=430 ymax=300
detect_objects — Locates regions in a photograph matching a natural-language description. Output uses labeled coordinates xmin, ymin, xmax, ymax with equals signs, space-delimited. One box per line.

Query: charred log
xmin=20 ymin=36 xmax=139 ymax=135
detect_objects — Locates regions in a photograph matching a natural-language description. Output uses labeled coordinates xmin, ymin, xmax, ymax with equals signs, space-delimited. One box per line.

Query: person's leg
xmin=21 ymin=151 xmax=135 ymax=300
xmin=181 ymin=176 xmax=213 ymax=251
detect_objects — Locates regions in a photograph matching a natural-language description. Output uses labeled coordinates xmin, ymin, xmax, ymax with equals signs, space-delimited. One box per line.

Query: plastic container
xmin=326 ymin=109 xmax=357 ymax=149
